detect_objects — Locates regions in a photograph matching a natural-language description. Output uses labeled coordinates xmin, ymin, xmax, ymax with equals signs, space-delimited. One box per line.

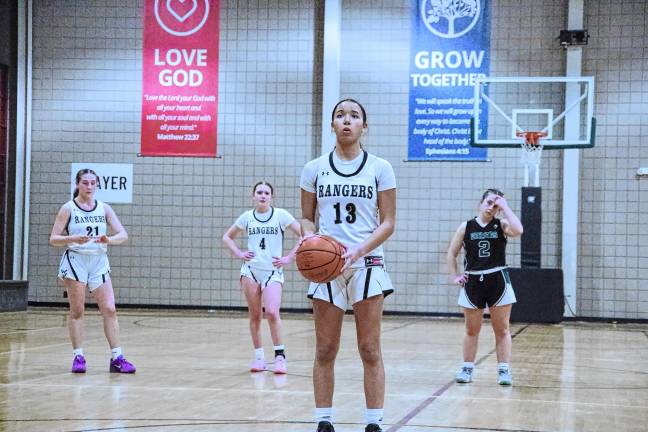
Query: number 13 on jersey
xmin=333 ymin=202 xmax=356 ymax=224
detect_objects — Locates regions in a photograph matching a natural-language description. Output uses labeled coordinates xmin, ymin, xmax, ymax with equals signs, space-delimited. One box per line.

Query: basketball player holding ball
xmin=300 ymin=99 xmax=396 ymax=432
xmin=223 ymin=181 xmax=302 ymax=374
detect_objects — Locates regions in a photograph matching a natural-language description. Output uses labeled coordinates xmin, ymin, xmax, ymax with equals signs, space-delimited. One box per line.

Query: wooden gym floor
xmin=0 ymin=308 xmax=646 ymax=432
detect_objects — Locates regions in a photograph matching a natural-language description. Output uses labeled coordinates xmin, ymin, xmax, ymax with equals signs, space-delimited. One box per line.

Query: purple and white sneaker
xmin=71 ymin=355 xmax=86 ymax=373
xmin=109 ymin=355 xmax=136 ymax=373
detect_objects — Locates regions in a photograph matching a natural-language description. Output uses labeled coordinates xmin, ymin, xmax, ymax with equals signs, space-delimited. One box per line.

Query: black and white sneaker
xmin=317 ymin=420 xmax=335 ymax=432
xmin=365 ymin=424 xmax=383 ymax=432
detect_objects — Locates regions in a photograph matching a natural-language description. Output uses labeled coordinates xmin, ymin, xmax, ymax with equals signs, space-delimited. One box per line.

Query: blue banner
xmin=408 ymin=0 xmax=491 ymax=161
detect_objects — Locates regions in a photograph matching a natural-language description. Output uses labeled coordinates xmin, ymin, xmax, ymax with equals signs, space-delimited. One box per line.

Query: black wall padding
xmin=508 ymin=268 xmax=564 ymax=323
xmin=521 ymin=187 xmax=542 ymax=268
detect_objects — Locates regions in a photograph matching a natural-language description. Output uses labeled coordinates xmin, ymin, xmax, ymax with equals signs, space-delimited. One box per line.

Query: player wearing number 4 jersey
xmin=50 ymin=169 xmax=135 ymax=374
xmin=300 ymin=99 xmax=396 ymax=432
xmin=447 ymin=188 xmax=523 ymax=386
xmin=223 ymin=181 xmax=301 ymax=374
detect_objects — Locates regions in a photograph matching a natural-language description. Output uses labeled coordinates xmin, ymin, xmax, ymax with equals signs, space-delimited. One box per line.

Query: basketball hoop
xmin=516 ymin=131 xmax=547 ymax=187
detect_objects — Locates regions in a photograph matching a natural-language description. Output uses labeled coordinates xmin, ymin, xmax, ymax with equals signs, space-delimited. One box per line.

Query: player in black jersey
xmin=447 ymin=188 xmax=523 ymax=385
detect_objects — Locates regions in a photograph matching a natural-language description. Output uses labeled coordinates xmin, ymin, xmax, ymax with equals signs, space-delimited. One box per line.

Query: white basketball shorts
xmin=58 ymin=250 xmax=111 ymax=291
xmin=240 ymin=264 xmax=285 ymax=290
xmin=307 ymin=262 xmax=394 ymax=310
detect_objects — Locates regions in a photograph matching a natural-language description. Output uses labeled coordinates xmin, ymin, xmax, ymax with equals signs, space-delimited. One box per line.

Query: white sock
xmin=111 ymin=347 xmax=123 ymax=360
xmin=73 ymin=348 xmax=84 ymax=357
xmin=462 ymin=361 xmax=475 ymax=369
xmin=366 ymin=408 xmax=384 ymax=426
xmin=273 ymin=344 xmax=285 ymax=351
xmin=254 ymin=347 xmax=265 ymax=360
xmin=315 ymin=407 xmax=333 ymax=423
xmin=498 ymin=362 xmax=510 ymax=371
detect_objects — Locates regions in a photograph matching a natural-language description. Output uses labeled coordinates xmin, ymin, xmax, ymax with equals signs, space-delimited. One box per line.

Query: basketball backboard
xmin=471 ymin=76 xmax=595 ymax=149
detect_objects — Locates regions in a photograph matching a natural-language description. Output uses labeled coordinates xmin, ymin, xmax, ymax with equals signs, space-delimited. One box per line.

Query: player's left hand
xmin=272 ymin=255 xmax=292 ymax=268
xmin=297 ymin=233 xmax=317 ymax=246
xmin=340 ymin=244 xmax=359 ymax=272
xmin=492 ymin=195 xmax=510 ymax=213
xmin=95 ymin=235 xmax=110 ymax=244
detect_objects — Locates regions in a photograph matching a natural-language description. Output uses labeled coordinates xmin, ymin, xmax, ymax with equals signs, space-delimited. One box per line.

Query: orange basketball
xmin=295 ymin=235 xmax=345 ymax=283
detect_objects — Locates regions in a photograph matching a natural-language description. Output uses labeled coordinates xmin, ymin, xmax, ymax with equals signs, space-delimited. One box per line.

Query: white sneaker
xmin=249 ymin=358 xmax=266 ymax=372
xmin=498 ymin=368 xmax=512 ymax=385
xmin=273 ymin=355 xmax=287 ymax=374
xmin=455 ymin=366 xmax=474 ymax=383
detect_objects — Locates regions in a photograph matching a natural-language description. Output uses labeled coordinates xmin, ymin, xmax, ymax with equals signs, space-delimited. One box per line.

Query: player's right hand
xmin=452 ymin=273 xmax=468 ymax=285
xmin=240 ymin=251 xmax=255 ymax=261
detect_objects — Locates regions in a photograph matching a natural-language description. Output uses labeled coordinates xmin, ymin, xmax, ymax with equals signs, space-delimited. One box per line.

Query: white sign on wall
xmin=70 ymin=163 xmax=133 ymax=204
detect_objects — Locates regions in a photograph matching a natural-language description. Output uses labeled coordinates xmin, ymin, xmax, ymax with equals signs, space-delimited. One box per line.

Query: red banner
xmin=141 ymin=0 xmax=219 ymax=157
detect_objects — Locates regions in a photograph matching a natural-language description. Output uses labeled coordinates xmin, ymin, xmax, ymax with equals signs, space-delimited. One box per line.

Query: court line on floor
xmin=0 ymin=327 xmax=170 ymax=356
xmin=0 ymin=325 xmax=65 ymax=336
xmin=0 ymin=419 xmax=315 ymax=432
xmin=386 ymin=324 xmax=530 ymax=432
xmin=0 ymin=417 xmax=562 ymax=432
xmin=7 ymin=377 xmax=645 ymax=398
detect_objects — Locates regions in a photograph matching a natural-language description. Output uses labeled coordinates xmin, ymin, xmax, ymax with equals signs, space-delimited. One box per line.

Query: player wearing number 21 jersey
xmin=50 ymin=168 xmax=135 ymax=374
xmin=64 ymin=200 xmax=109 ymax=254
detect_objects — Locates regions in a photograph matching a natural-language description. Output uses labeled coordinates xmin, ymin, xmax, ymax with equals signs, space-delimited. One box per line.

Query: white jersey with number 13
xmin=300 ymin=150 xmax=396 ymax=268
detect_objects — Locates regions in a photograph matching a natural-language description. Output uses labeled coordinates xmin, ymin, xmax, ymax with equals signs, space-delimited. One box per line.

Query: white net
xmin=517 ymin=132 xmax=547 ymax=187
xmin=521 ymin=140 xmax=544 ymax=165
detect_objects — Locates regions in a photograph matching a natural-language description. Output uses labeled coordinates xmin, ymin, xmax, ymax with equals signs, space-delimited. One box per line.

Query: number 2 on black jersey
xmin=333 ymin=202 xmax=356 ymax=224
xmin=478 ymin=240 xmax=491 ymax=257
